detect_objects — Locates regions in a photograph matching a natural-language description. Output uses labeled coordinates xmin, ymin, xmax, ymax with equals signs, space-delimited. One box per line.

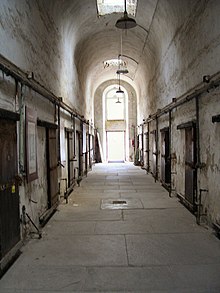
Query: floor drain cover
xmin=112 ymin=200 xmax=127 ymax=204
xmin=101 ymin=199 xmax=143 ymax=210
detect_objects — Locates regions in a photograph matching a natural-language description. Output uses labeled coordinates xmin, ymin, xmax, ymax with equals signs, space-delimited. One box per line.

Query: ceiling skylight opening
xmin=97 ymin=0 xmax=137 ymax=17
xmin=103 ymin=59 xmax=127 ymax=69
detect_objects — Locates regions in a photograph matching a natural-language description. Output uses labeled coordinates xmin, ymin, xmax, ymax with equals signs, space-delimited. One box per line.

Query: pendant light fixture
xmin=117 ymin=31 xmax=129 ymax=75
xmin=116 ymin=73 xmax=124 ymax=102
xmin=115 ymin=0 xmax=137 ymax=29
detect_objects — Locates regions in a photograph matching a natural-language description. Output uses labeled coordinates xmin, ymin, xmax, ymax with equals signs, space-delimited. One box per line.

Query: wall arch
xmin=94 ymin=80 xmax=137 ymax=162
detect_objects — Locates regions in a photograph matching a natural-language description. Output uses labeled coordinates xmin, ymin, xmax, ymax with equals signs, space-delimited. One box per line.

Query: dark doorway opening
xmin=160 ymin=128 xmax=171 ymax=189
xmin=0 ymin=119 xmax=20 ymax=261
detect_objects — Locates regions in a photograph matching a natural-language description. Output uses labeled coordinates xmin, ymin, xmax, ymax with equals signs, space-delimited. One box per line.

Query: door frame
xmin=177 ymin=121 xmax=197 ymax=212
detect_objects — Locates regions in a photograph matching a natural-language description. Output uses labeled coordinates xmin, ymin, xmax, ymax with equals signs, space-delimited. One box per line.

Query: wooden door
xmin=0 ymin=119 xmax=20 ymax=259
xmin=47 ymin=128 xmax=59 ymax=208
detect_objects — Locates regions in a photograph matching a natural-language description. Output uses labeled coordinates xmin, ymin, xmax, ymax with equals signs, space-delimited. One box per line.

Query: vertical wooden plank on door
xmin=0 ymin=119 xmax=20 ymax=259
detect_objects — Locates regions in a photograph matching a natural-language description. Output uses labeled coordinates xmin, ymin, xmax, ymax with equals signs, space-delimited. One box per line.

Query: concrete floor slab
xmin=140 ymin=196 xmax=181 ymax=209
xmin=11 ymin=235 xmax=128 ymax=267
xmin=83 ymin=264 xmax=220 ymax=292
xmin=52 ymin=209 xmax=122 ymax=222
xmin=1 ymin=162 xmax=220 ymax=293
xmin=43 ymin=221 xmax=96 ymax=236
xmin=95 ymin=219 xmax=153 ymax=234
xmin=0 ymin=265 xmax=86 ymax=292
xmin=123 ymin=209 xmax=206 ymax=233
xmin=126 ymin=233 xmax=220 ymax=266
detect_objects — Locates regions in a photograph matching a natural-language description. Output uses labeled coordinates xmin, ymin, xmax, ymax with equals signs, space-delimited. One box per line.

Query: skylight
xmin=103 ymin=59 xmax=127 ymax=69
xmin=97 ymin=0 xmax=137 ymax=17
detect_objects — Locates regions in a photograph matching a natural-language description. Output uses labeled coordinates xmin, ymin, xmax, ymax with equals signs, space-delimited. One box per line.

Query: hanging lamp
xmin=116 ymin=73 xmax=124 ymax=102
xmin=115 ymin=0 xmax=137 ymax=29
xmin=116 ymin=31 xmax=129 ymax=74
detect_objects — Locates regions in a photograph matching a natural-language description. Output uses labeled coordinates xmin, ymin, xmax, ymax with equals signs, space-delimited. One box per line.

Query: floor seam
xmin=124 ymin=235 xmax=130 ymax=266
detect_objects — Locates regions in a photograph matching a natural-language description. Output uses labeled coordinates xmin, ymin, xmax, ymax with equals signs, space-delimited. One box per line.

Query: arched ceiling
xmin=42 ymin=0 xmax=211 ymax=120
xmin=45 ymin=0 xmax=159 ymax=105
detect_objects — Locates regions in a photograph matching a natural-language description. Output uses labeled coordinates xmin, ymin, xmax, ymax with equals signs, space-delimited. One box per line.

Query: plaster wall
xmin=0 ymin=0 xmax=86 ymax=117
xmin=0 ymin=76 xmax=57 ymax=231
xmin=143 ymin=86 xmax=220 ymax=226
xmin=138 ymin=0 xmax=220 ymax=119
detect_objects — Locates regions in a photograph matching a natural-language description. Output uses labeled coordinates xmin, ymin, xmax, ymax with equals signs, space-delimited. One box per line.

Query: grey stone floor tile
xmin=0 ymin=266 xmax=86 ymax=292
xmin=95 ymin=220 xmax=153 ymax=234
xmin=120 ymin=191 xmax=168 ymax=198
xmin=61 ymin=197 xmax=101 ymax=211
xmin=126 ymin=233 xmax=220 ymax=266
xmin=141 ymin=196 xmax=181 ymax=209
xmin=16 ymin=235 xmax=128 ymax=267
xmin=72 ymin=191 xmax=121 ymax=197
xmin=52 ymin=210 xmax=122 ymax=222
xmin=43 ymin=221 xmax=96 ymax=236
xmin=1 ymin=162 xmax=220 ymax=293
xmin=80 ymin=185 xmax=120 ymax=190
xmin=83 ymin=264 xmax=220 ymax=292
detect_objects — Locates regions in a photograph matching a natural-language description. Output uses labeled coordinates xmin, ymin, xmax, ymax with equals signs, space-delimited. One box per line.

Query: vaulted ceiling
xmin=1 ymin=0 xmax=217 ymax=121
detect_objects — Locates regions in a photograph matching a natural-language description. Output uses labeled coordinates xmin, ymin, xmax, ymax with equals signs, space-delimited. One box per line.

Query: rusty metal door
xmin=151 ymin=130 xmax=157 ymax=178
xmin=185 ymin=126 xmax=196 ymax=207
xmin=0 ymin=119 xmax=20 ymax=259
xmin=47 ymin=128 xmax=59 ymax=208
xmin=76 ymin=131 xmax=83 ymax=177
xmin=67 ymin=130 xmax=75 ymax=188
xmin=161 ymin=128 xmax=171 ymax=186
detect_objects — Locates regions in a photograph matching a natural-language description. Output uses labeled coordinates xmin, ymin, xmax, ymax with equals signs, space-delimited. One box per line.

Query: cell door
xmin=67 ymin=130 xmax=75 ymax=188
xmin=0 ymin=119 xmax=20 ymax=260
xmin=185 ymin=126 xmax=196 ymax=207
xmin=47 ymin=128 xmax=59 ymax=208
xmin=151 ymin=130 xmax=157 ymax=178
xmin=76 ymin=131 xmax=83 ymax=177
xmin=161 ymin=128 xmax=171 ymax=186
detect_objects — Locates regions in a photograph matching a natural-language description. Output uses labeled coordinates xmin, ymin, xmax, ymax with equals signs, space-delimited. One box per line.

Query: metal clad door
xmin=161 ymin=131 xmax=166 ymax=183
xmin=152 ymin=131 xmax=157 ymax=177
xmin=161 ymin=129 xmax=171 ymax=185
xmin=47 ymin=128 xmax=59 ymax=208
xmin=185 ymin=127 xmax=196 ymax=205
xmin=77 ymin=131 xmax=83 ymax=177
xmin=0 ymin=119 xmax=20 ymax=259
xmin=67 ymin=131 xmax=74 ymax=187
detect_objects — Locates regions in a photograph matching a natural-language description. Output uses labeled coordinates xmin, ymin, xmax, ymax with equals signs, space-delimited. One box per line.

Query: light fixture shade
xmin=116 ymin=97 xmax=122 ymax=104
xmin=115 ymin=11 xmax=137 ymax=29
xmin=116 ymin=87 xmax=124 ymax=98
xmin=117 ymin=68 xmax=129 ymax=74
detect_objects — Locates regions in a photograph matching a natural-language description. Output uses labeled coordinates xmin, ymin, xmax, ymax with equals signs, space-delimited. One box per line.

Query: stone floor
xmin=1 ymin=162 xmax=220 ymax=292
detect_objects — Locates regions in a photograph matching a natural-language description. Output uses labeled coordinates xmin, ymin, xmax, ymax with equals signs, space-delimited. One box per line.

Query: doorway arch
xmin=102 ymin=85 xmax=129 ymax=162
xmin=94 ymin=80 xmax=137 ymax=163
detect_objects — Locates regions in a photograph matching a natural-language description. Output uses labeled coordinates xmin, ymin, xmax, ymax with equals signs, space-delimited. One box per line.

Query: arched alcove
xmin=94 ymin=80 xmax=137 ymax=162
